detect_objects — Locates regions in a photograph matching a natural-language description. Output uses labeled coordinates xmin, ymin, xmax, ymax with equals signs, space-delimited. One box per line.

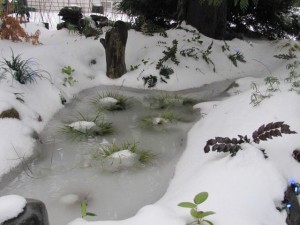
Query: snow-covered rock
xmin=0 ymin=195 xmax=26 ymax=223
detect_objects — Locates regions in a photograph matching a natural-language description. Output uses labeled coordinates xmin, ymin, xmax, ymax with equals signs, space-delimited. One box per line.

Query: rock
xmin=90 ymin=15 xmax=108 ymax=27
xmin=285 ymin=185 xmax=300 ymax=225
xmin=3 ymin=198 xmax=49 ymax=225
xmin=292 ymin=149 xmax=300 ymax=162
xmin=0 ymin=108 xmax=20 ymax=119
xmin=57 ymin=6 xmax=83 ymax=30
xmin=0 ymin=195 xmax=26 ymax=224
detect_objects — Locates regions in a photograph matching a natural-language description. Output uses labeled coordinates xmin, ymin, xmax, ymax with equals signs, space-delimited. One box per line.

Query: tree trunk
xmin=185 ymin=0 xmax=227 ymax=40
xmin=100 ymin=21 xmax=128 ymax=79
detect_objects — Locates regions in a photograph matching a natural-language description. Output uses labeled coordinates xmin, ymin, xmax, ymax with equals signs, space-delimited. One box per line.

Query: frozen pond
xmin=0 ymin=82 xmax=231 ymax=225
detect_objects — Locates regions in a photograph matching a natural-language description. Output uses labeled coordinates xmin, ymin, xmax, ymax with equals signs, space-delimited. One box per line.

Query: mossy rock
xmin=0 ymin=108 xmax=20 ymax=119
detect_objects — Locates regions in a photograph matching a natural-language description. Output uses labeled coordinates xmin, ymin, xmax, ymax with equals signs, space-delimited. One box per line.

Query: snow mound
xmin=98 ymin=97 xmax=118 ymax=107
xmin=102 ymin=150 xmax=138 ymax=171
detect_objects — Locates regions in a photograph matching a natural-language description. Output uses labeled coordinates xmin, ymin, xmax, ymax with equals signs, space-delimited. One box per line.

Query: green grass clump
xmin=93 ymin=141 xmax=155 ymax=165
xmin=147 ymin=93 xmax=196 ymax=109
xmin=138 ymin=150 xmax=156 ymax=164
xmin=90 ymin=91 xmax=130 ymax=111
xmin=0 ymin=50 xmax=49 ymax=84
xmin=140 ymin=111 xmax=181 ymax=128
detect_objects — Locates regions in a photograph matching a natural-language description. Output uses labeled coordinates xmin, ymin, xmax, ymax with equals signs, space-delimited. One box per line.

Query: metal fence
xmin=26 ymin=0 xmax=118 ymax=13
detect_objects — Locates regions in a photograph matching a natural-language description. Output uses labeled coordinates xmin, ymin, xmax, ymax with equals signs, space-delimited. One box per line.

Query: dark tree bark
xmin=100 ymin=21 xmax=128 ymax=79
xmin=184 ymin=0 xmax=227 ymax=40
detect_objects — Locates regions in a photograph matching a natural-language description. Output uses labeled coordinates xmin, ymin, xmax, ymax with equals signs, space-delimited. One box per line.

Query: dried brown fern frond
xmin=204 ymin=121 xmax=297 ymax=157
xmin=204 ymin=135 xmax=249 ymax=156
xmin=252 ymin=121 xmax=296 ymax=144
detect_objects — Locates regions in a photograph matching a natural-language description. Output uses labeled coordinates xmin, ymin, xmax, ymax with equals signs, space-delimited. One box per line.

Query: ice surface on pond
xmin=0 ymin=83 xmax=230 ymax=225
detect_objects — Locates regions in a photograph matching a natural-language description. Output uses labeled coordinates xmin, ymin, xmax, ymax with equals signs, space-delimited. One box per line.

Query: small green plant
xmin=142 ymin=59 xmax=149 ymax=65
xmin=90 ymin=91 xmax=130 ymax=111
xmin=204 ymin=121 xmax=296 ymax=158
xmin=62 ymin=66 xmax=77 ymax=86
xmin=264 ymin=76 xmax=280 ymax=92
xmin=14 ymin=93 xmax=25 ymax=103
xmin=81 ymin=199 xmax=97 ymax=218
xmin=66 ymin=23 xmax=80 ymax=35
xmin=130 ymin=64 xmax=140 ymax=71
xmin=178 ymin=192 xmax=215 ymax=225
xmin=81 ymin=17 xmax=102 ymax=39
xmin=147 ymin=93 xmax=196 ymax=109
xmin=250 ymin=82 xmax=271 ymax=106
xmin=143 ymin=75 xmax=158 ymax=88
xmin=285 ymin=61 xmax=300 ymax=82
xmin=201 ymin=41 xmax=215 ymax=72
xmin=0 ymin=50 xmax=47 ymax=84
xmin=180 ymin=47 xmax=200 ymax=60
xmin=156 ymin=39 xmax=179 ymax=70
xmin=191 ymin=34 xmax=203 ymax=45
xmin=221 ymin=40 xmax=230 ymax=52
xmin=228 ymin=50 xmax=246 ymax=67
xmin=159 ymin=65 xmax=174 ymax=83
xmin=285 ymin=60 xmax=300 ymax=92
xmin=274 ymin=50 xmax=296 ymax=60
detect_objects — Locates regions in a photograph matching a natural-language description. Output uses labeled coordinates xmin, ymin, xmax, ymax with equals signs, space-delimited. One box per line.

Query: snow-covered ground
xmin=0 ymin=16 xmax=300 ymax=225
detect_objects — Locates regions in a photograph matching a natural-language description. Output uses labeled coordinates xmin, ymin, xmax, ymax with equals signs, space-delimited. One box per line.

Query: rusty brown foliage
xmin=0 ymin=13 xmax=41 ymax=45
xmin=204 ymin=121 xmax=297 ymax=157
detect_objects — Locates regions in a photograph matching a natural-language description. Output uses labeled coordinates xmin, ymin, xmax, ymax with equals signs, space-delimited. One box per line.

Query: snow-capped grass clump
xmin=92 ymin=141 xmax=155 ymax=171
xmin=140 ymin=111 xmax=181 ymax=128
xmin=0 ymin=195 xmax=26 ymax=223
xmin=59 ymin=113 xmax=114 ymax=141
xmin=90 ymin=92 xmax=130 ymax=111
xmin=67 ymin=121 xmax=96 ymax=132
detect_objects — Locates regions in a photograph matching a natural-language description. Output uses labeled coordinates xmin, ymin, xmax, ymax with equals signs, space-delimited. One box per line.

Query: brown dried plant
xmin=0 ymin=13 xmax=41 ymax=45
xmin=204 ymin=122 xmax=296 ymax=157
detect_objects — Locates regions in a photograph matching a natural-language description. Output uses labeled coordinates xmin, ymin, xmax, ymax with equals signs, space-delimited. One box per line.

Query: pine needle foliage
xmin=204 ymin=121 xmax=296 ymax=157
xmin=199 ymin=0 xmax=259 ymax=11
